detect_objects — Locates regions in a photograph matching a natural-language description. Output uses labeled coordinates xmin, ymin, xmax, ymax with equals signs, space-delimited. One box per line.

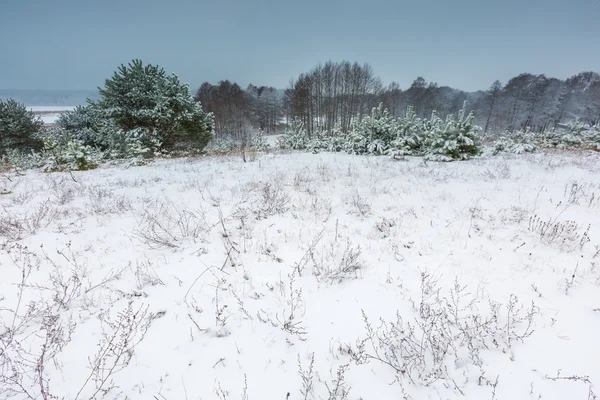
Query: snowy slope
xmin=1 ymin=151 xmax=599 ymax=400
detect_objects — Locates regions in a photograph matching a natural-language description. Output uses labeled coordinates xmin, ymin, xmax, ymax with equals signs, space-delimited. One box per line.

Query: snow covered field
xmin=28 ymin=106 xmax=76 ymax=113
xmin=28 ymin=106 xmax=76 ymax=124
xmin=38 ymin=114 xmax=62 ymax=124
xmin=1 ymin=151 xmax=599 ymax=399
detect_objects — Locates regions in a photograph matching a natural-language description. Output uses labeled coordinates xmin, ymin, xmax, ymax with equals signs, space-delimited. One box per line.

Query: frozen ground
xmin=1 ymin=150 xmax=599 ymax=400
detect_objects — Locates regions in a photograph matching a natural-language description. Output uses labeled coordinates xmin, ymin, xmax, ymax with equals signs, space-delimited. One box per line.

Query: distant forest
xmin=197 ymin=62 xmax=600 ymax=139
xmin=3 ymin=61 xmax=599 ymax=139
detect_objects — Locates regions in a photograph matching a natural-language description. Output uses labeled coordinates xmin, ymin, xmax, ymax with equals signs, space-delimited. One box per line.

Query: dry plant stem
xmin=184 ymin=265 xmax=219 ymax=305
xmin=2 ymin=245 xmax=75 ymax=400
xmin=298 ymin=353 xmax=315 ymax=400
xmin=351 ymin=274 xmax=538 ymax=389
xmin=294 ymin=228 xmax=325 ymax=277
xmin=276 ymin=272 xmax=307 ymax=340
xmin=216 ymin=202 xmax=241 ymax=269
xmin=74 ymin=303 xmax=151 ymax=400
xmin=545 ymin=372 xmax=596 ymax=398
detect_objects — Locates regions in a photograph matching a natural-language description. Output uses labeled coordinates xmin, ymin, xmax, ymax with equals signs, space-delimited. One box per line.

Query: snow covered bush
xmin=0 ymin=99 xmax=43 ymax=154
xmin=208 ymin=137 xmax=237 ymax=154
xmin=325 ymin=134 xmax=347 ymax=153
xmin=303 ymin=125 xmax=344 ymax=154
xmin=490 ymin=122 xmax=600 ymax=155
xmin=1 ymin=148 xmax=45 ymax=172
xmin=387 ymin=106 xmax=426 ymax=159
xmin=251 ymin=129 xmax=270 ymax=151
xmin=305 ymin=129 xmax=327 ymax=154
xmin=1 ymin=126 xmax=103 ymax=173
xmin=325 ymin=124 xmax=347 ymax=152
xmin=588 ymin=126 xmax=600 ymax=151
xmin=491 ymin=137 xmax=537 ymax=155
xmin=57 ymin=104 xmax=104 ymax=146
xmin=100 ymin=126 xmax=160 ymax=161
xmin=39 ymin=127 xmax=101 ymax=172
xmin=345 ymin=104 xmax=397 ymax=155
xmin=308 ymin=136 xmax=345 ymax=154
xmin=278 ymin=118 xmax=308 ymax=150
xmin=540 ymin=122 xmax=600 ymax=149
xmin=42 ymin=139 xmax=97 ymax=172
xmin=489 ymin=128 xmax=537 ymax=155
xmin=58 ymin=105 xmax=156 ymax=161
xmin=423 ymin=104 xmax=482 ymax=161
xmin=288 ymin=103 xmax=482 ymax=161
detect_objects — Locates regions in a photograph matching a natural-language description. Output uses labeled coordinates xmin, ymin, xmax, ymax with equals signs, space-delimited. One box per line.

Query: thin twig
xmin=187 ymin=313 xmax=205 ymax=333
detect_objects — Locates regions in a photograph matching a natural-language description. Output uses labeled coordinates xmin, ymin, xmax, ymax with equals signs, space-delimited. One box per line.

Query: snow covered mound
xmin=1 ymin=151 xmax=599 ymax=399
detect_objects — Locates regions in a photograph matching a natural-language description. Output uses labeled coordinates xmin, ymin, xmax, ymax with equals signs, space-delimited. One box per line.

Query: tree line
xmin=199 ymin=61 xmax=600 ymax=138
xmin=194 ymin=81 xmax=284 ymax=140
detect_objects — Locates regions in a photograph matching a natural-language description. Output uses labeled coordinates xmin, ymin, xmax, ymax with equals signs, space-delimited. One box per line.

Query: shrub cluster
xmin=1 ymin=60 xmax=214 ymax=171
xmin=490 ymin=123 xmax=600 ymax=155
xmin=278 ymin=102 xmax=482 ymax=161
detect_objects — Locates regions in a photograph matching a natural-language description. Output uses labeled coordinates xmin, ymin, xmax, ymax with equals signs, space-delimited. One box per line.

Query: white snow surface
xmin=28 ymin=106 xmax=76 ymax=112
xmin=27 ymin=105 xmax=75 ymax=124
xmin=39 ymin=113 xmax=62 ymax=124
xmin=1 ymin=151 xmax=600 ymax=399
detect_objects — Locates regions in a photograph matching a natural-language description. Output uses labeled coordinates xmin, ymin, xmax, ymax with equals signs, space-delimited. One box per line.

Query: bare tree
xmin=195 ymin=81 xmax=252 ymax=139
xmin=247 ymin=84 xmax=283 ymax=133
xmin=484 ymin=80 xmax=502 ymax=133
xmin=283 ymin=61 xmax=383 ymax=136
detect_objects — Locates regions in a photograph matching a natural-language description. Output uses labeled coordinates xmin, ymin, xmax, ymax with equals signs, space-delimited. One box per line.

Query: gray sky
xmin=1 ymin=0 xmax=599 ymax=92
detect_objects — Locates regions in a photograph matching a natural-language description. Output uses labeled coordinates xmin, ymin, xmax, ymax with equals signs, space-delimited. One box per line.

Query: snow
xmin=26 ymin=105 xmax=75 ymax=124
xmin=39 ymin=113 xmax=63 ymax=124
xmin=1 ymin=151 xmax=599 ymax=399
xmin=266 ymin=133 xmax=283 ymax=147
xmin=28 ymin=106 xmax=76 ymax=112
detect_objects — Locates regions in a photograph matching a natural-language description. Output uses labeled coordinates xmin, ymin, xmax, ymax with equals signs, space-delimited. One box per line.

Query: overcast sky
xmin=1 ymin=0 xmax=599 ymax=92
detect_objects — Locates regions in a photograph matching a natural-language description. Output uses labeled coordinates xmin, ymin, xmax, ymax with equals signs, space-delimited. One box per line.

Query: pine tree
xmin=278 ymin=118 xmax=307 ymax=149
xmin=345 ymin=103 xmax=397 ymax=155
xmin=57 ymin=104 xmax=104 ymax=146
xmin=387 ymin=106 xmax=425 ymax=158
xmin=0 ymin=99 xmax=43 ymax=154
xmin=251 ymin=129 xmax=270 ymax=151
xmin=95 ymin=59 xmax=214 ymax=151
xmin=424 ymin=102 xmax=482 ymax=161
